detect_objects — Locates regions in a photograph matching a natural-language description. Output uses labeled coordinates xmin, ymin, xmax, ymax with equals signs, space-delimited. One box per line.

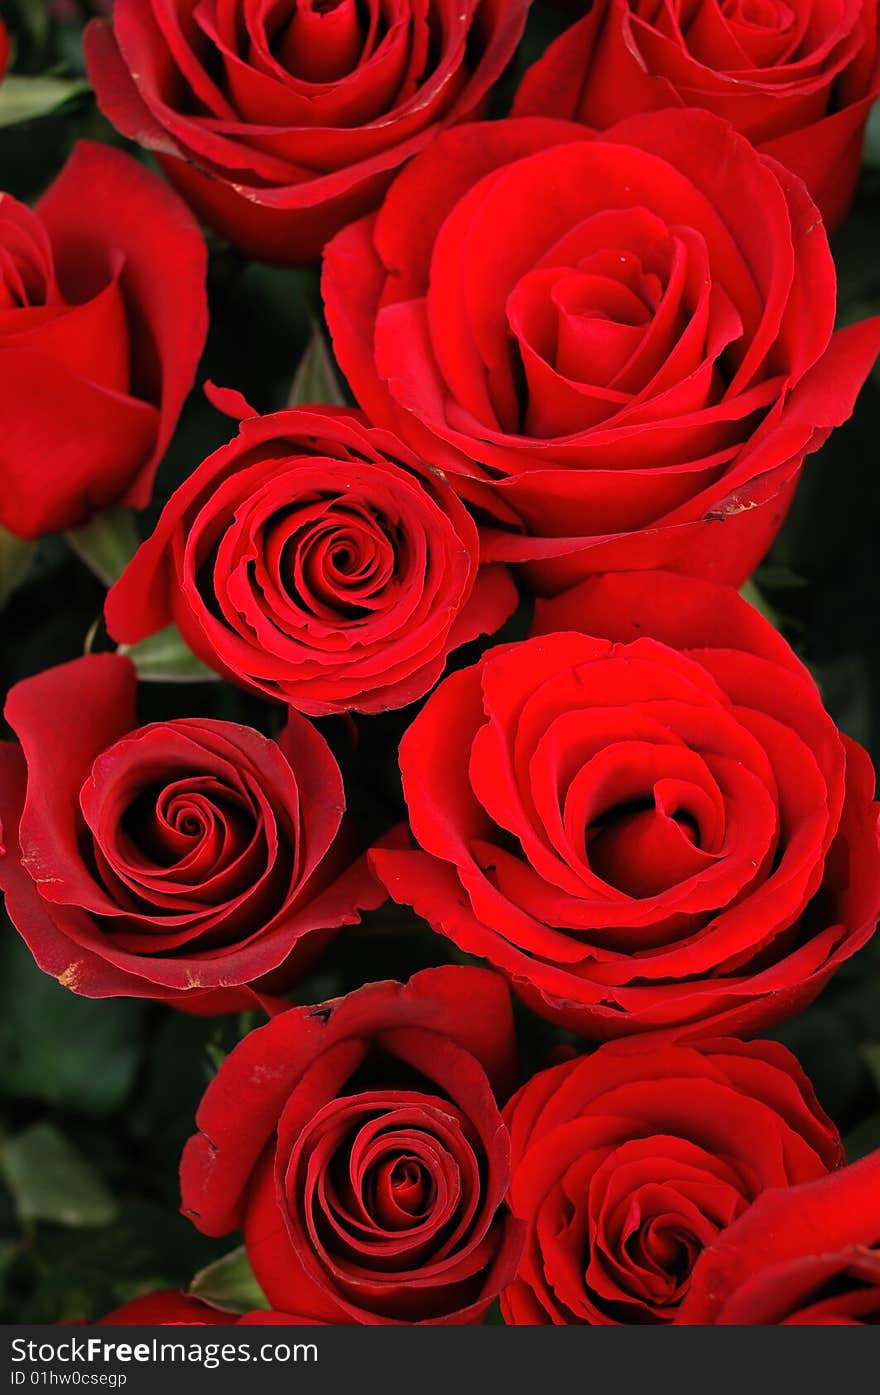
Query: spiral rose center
xmin=0 ymin=199 xmax=60 ymax=312
xmin=587 ymin=797 xmax=706 ymax=898
xmin=276 ymin=0 xmax=364 ymax=83
xmin=276 ymin=501 xmax=401 ymax=619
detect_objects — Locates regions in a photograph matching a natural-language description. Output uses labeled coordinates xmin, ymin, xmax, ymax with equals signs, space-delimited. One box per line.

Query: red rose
xmin=514 ymin=0 xmax=880 ymax=232
xmin=373 ymin=571 xmax=880 ymax=1038
xmin=502 ymin=1036 xmax=842 ymax=1325
xmin=0 ymin=142 xmax=207 ymax=540
xmin=0 ymin=20 xmax=9 ymax=82
xmin=323 ymin=110 xmax=880 ymax=596
xmin=94 ymin=1292 xmax=237 ymax=1325
xmin=180 ymin=967 xmax=525 ymax=1324
xmin=84 ymin=0 xmax=530 ymax=266
xmin=93 ymin=1292 xmax=317 ymax=1324
xmin=0 ymin=654 xmax=382 ymax=1009
xmin=678 ymin=1148 xmax=880 ymax=1324
xmin=104 ymin=403 xmax=517 ymax=717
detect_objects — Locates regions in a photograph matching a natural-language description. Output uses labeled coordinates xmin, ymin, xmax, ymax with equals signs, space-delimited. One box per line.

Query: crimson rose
xmin=515 ymin=0 xmax=880 ymax=232
xmin=0 ymin=142 xmax=206 ymax=539
xmin=92 ymin=1292 xmax=317 ymax=1324
xmin=678 ymin=1147 xmax=880 ymax=1323
xmin=84 ymin=0 xmax=530 ymax=266
xmin=0 ymin=654 xmax=381 ymax=1009
xmin=0 ymin=20 xmax=8 ymax=81
xmin=502 ymin=1036 xmax=841 ymax=1324
xmin=104 ymin=403 xmax=516 ymax=717
xmin=324 ymin=110 xmax=880 ymax=595
xmin=373 ymin=571 xmax=880 ymax=1038
xmin=180 ymin=967 xmax=525 ymax=1324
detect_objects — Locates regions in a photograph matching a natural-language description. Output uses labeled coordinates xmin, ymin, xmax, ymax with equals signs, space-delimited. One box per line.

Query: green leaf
xmin=66 ymin=506 xmax=140 ymax=587
xmin=189 ymin=1246 xmax=269 ymax=1315
xmin=119 ymin=625 xmax=220 ymax=683
xmin=16 ymin=1199 xmax=228 ymax=1323
xmin=739 ymin=576 xmax=784 ymax=631
xmin=0 ymin=76 xmax=90 ymax=129
xmin=0 ymin=933 xmax=146 ymax=1116
xmin=0 ymin=1124 xmax=118 ymax=1229
xmin=287 ymin=319 xmax=347 ymax=408
xmin=0 ymin=525 xmax=35 ymax=610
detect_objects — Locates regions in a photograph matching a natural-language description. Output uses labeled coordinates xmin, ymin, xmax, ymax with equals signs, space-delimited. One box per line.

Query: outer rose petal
xmin=95 ymin=1293 xmax=236 ymax=1325
xmin=0 ymin=142 xmax=206 ymax=539
xmin=677 ymin=1150 xmax=880 ymax=1324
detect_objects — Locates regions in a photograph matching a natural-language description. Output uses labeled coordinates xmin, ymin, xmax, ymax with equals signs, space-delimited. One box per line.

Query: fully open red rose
xmin=180 ymin=967 xmax=525 ymax=1324
xmin=515 ymin=0 xmax=880 ymax=232
xmin=373 ymin=571 xmax=880 ymax=1038
xmin=84 ymin=0 xmax=530 ymax=266
xmin=104 ymin=404 xmax=517 ymax=717
xmin=501 ymin=1036 xmax=842 ymax=1325
xmin=678 ymin=1148 xmax=880 ymax=1324
xmin=0 ymin=654 xmax=382 ymax=1009
xmin=0 ymin=142 xmax=207 ymax=540
xmin=324 ymin=110 xmax=880 ymax=595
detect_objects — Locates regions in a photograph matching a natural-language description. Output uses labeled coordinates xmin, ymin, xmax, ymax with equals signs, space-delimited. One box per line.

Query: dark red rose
xmin=324 ymin=110 xmax=880 ymax=596
xmin=0 ymin=654 xmax=382 ymax=1010
xmin=501 ymin=1036 xmax=842 ymax=1325
xmin=94 ymin=1292 xmax=237 ymax=1325
xmin=0 ymin=142 xmax=207 ymax=540
xmin=104 ymin=403 xmax=517 ymax=717
xmin=515 ymin=0 xmax=880 ymax=232
xmin=84 ymin=0 xmax=530 ymax=266
xmin=678 ymin=1148 xmax=880 ymax=1324
xmin=373 ymin=571 xmax=880 ymax=1038
xmin=180 ymin=967 xmax=525 ymax=1324
xmin=92 ymin=1291 xmax=318 ymax=1324
xmin=0 ymin=20 xmax=9 ymax=82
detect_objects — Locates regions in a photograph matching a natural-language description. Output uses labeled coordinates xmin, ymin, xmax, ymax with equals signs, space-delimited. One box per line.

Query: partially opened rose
xmin=0 ymin=142 xmax=207 ymax=539
xmin=104 ymin=404 xmax=517 ymax=716
xmin=324 ymin=110 xmax=880 ymax=595
xmin=373 ymin=571 xmax=880 ymax=1038
xmin=678 ymin=1148 xmax=880 ymax=1324
xmin=0 ymin=654 xmax=382 ymax=1010
xmin=502 ymin=1037 xmax=842 ymax=1325
xmin=180 ymin=967 xmax=525 ymax=1324
xmin=84 ymin=0 xmax=530 ymax=266
xmin=514 ymin=0 xmax=880 ymax=231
